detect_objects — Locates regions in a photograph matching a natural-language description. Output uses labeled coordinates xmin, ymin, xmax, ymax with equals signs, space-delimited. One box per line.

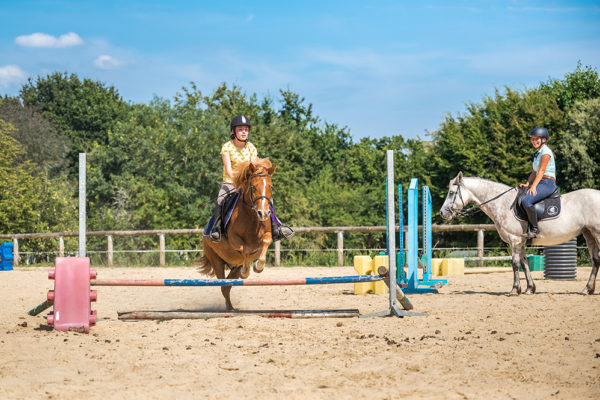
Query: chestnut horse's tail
xmin=196 ymin=255 xmax=216 ymax=277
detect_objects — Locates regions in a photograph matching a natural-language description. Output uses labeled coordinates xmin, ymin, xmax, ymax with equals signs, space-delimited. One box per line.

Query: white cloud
xmin=0 ymin=65 xmax=27 ymax=88
xmin=93 ymin=55 xmax=123 ymax=70
xmin=247 ymin=13 xmax=255 ymax=22
xmin=15 ymin=32 xmax=83 ymax=48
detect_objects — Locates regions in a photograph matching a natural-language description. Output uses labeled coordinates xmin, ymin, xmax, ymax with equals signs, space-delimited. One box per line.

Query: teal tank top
xmin=532 ymin=144 xmax=555 ymax=178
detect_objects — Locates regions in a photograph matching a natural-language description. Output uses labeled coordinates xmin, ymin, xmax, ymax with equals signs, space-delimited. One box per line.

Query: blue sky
xmin=1 ymin=0 xmax=599 ymax=140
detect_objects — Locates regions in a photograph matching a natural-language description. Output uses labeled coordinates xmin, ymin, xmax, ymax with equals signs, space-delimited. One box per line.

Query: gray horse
xmin=440 ymin=172 xmax=600 ymax=295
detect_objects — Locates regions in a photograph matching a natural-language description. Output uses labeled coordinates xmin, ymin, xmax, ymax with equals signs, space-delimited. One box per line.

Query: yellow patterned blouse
xmin=220 ymin=140 xmax=258 ymax=183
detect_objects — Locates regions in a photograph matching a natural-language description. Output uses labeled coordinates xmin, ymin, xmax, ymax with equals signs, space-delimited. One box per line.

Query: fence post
xmin=107 ymin=235 xmax=113 ymax=267
xmin=337 ymin=231 xmax=344 ymax=267
xmin=274 ymin=241 xmax=281 ymax=267
xmin=159 ymin=234 xmax=165 ymax=266
xmin=59 ymin=236 xmax=64 ymax=257
xmin=13 ymin=238 xmax=19 ymax=266
xmin=477 ymin=230 xmax=484 ymax=268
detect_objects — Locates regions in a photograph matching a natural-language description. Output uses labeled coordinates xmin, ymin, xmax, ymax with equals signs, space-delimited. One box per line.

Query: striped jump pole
xmin=92 ymin=275 xmax=386 ymax=287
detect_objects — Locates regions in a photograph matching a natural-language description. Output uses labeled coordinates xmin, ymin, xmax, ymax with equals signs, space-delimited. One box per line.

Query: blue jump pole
xmin=92 ymin=275 xmax=387 ymax=287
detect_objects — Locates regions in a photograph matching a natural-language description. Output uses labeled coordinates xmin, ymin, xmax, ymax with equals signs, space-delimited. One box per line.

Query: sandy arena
xmin=1 ymin=266 xmax=599 ymax=399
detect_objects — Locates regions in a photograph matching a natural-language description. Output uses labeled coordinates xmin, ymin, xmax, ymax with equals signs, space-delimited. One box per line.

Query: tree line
xmin=1 ymin=64 xmax=599 ymax=265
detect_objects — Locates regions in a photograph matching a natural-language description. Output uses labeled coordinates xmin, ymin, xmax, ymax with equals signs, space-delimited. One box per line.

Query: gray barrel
xmin=543 ymin=239 xmax=577 ymax=280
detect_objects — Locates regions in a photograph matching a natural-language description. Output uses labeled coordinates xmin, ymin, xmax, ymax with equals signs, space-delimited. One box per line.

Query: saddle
xmin=203 ymin=192 xmax=240 ymax=238
xmin=513 ymin=187 xmax=561 ymax=222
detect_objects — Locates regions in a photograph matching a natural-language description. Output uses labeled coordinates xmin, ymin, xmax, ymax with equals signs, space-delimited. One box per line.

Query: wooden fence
xmin=0 ymin=224 xmax=498 ymax=267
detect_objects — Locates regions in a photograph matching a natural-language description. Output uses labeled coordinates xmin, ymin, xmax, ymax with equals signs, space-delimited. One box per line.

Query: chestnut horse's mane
xmin=233 ymin=158 xmax=273 ymax=190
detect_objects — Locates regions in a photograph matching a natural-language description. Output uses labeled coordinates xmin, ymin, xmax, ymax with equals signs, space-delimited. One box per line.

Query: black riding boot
xmin=271 ymin=222 xmax=294 ymax=242
xmin=524 ymin=205 xmax=540 ymax=238
xmin=209 ymin=204 xmax=223 ymax=242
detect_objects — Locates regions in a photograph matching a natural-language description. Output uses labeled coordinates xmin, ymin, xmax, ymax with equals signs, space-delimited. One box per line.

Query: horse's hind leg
xmin=582 ymin=229 xmax=600 ymax=295
xmin=201 ymin=244 xmax=233 ymax=307
xmin=222 ymin=267 xmax=242 ymax=310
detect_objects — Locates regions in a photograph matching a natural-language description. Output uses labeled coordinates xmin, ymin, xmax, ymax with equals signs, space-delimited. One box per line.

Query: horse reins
xmin=451 ymin=182 xmax=516 ymax=217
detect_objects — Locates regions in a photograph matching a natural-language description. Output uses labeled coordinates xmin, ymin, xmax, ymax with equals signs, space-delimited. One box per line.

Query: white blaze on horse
xmin=440 ymin=172 xmax=600 ymax=295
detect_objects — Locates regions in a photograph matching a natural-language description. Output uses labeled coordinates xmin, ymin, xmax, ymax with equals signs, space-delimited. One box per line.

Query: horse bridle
xmin=246 ymin=173 xmax=273 ymax=210
xmin=449 ymin=181 xmax=516 ymax=217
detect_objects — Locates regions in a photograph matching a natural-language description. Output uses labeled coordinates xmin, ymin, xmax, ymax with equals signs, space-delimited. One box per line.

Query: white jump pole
xmin=79 ymin=153 xmax=86 ymax=257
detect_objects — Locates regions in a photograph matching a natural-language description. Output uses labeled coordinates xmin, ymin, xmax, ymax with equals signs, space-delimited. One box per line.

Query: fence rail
xmin=1 ymin=224 xmax=498 ymax=267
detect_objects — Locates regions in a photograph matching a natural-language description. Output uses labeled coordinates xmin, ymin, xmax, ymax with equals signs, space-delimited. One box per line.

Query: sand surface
xmin=1 ymin=266 xmax=599 ymax=399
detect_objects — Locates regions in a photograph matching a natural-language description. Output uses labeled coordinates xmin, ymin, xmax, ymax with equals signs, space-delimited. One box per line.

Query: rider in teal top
xmin=519 ymin=127 xmax=557 ymax=238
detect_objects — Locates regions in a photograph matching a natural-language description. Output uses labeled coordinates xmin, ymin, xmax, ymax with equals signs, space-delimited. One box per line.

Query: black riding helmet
xmin=230 ymin=114 xmax=251 ymax=141
xmin=529 ymin=126 xmax=549 ymax=140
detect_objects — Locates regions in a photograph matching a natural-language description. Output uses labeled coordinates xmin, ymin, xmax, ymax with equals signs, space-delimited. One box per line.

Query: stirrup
xmin=210 ymin=228 xmax=221 ymax=242
xmin=521 ymin=228 xmax=539 ymax=239
xmin=272 ymin=225 xmax=294 ymax=241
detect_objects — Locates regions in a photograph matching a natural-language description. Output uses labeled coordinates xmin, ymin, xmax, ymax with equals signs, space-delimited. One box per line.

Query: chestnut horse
xmin=198 ymin=158 xmax=276 ymax=310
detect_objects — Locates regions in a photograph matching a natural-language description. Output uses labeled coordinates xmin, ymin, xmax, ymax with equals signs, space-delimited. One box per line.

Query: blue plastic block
xmin=1 ymin=258 xmax=13 ymax=271
xmin=1 ymin=242 xmax=13 ymax=260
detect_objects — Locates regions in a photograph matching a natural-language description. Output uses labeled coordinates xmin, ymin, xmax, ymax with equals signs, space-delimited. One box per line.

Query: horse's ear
xmin=456 ymin=171 xmax=463 ymax=183
xmin=268 ymin=164 xmax=277 ymax=175
xmin=248 ymin=163 xmax=256 ymax=174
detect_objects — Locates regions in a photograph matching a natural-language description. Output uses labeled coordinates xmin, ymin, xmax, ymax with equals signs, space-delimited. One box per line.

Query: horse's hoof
xmin=583 ymin=286 xmax=595 ymax=295
xmin=524 ymin=290 xmax=534 ymax=295
xmin=508 ymin=288 xmax=521 ymax=296
xmin=253 ymin=262 xmax=264 ymax=273
xmin=240 ymin=269 xmax=250 ymax=279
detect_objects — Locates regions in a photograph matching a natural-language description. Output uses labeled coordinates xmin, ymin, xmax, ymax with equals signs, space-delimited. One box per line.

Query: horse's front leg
xmin=253 ymin=236 xmax=273 ymax=274
xmin=240 ymin=257 xmax=252 ymax=279
xmin=228 ymin=233 xmax=252 ymax=279
xmin=509 ymin=250 xmax=522 ymax=296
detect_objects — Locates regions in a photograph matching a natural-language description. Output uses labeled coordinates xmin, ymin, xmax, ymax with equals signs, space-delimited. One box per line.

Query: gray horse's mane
xmin=462 ymin=176 xmax=512 ymax=192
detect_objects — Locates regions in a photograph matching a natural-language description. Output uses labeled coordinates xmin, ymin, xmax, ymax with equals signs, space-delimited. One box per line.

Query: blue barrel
xmin=1 ymin=242 xmax=14 ymax=271
xmin=543 ymin=239 xmax=577 ymax=280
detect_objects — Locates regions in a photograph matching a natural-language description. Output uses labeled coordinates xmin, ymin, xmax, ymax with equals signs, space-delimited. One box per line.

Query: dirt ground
xmin=1 ymin=265 xmax=599 ymax=399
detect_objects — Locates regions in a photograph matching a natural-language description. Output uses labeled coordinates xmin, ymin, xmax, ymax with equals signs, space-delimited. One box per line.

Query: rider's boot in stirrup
xmin=209 ymin=204 xmax=223 ymax=242
xmin=523 ymin=205 xmax=540 ymax=239
xmin=271 ymin=223 xmax=294 ymax=242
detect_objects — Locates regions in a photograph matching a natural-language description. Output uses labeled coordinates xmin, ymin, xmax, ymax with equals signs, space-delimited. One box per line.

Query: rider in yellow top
xmin=209 ymin=114 xmax=294 ymax=242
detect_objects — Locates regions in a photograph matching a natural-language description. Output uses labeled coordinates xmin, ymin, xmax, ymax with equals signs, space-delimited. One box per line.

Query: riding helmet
xmin=230 ymin=114 xmax=252 ymax=131
xmin=529 ymin=126 xmax=549 ymax=140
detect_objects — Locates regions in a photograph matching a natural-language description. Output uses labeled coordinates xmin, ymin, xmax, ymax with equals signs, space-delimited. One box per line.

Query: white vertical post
xmin=386 ymin=150 xmax=397 ymax=310
xmin=78 ymin=153 xmax=86 ymax=257
xmin=477 ymin=230 xmax=484 ymax=268
xmin=59 ymin=236 xmax=64 ymax=257
xmin=274 ymin=241 xmax=281 ymax=267
xmin=159 ymin=234 xmax=166 ymax=266
xmin=13 ymin=238 xmax=19 ymax=266
xmin=107 ymin=235 xmax=113 ymax=267
xmin=337 ymin=231 xmax=344 ymax=267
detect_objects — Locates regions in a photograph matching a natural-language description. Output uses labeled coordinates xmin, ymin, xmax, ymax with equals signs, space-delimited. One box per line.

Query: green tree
xmin=540 ymin=63 xmax=600 ymax=111
xmin=20 ymin=72 xmax=130 ymax=171
xmin=0 ymin=119 xmax=76 ymax=237
xmin=0 ymin=96 xmax=70 ymax=176
xmin=555 ymin=98 xmax=600 ymax=191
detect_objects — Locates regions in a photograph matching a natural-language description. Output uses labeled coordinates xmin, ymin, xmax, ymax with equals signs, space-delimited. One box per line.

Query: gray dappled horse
xmin=440 ymin=172 xmax=600 ymax=295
